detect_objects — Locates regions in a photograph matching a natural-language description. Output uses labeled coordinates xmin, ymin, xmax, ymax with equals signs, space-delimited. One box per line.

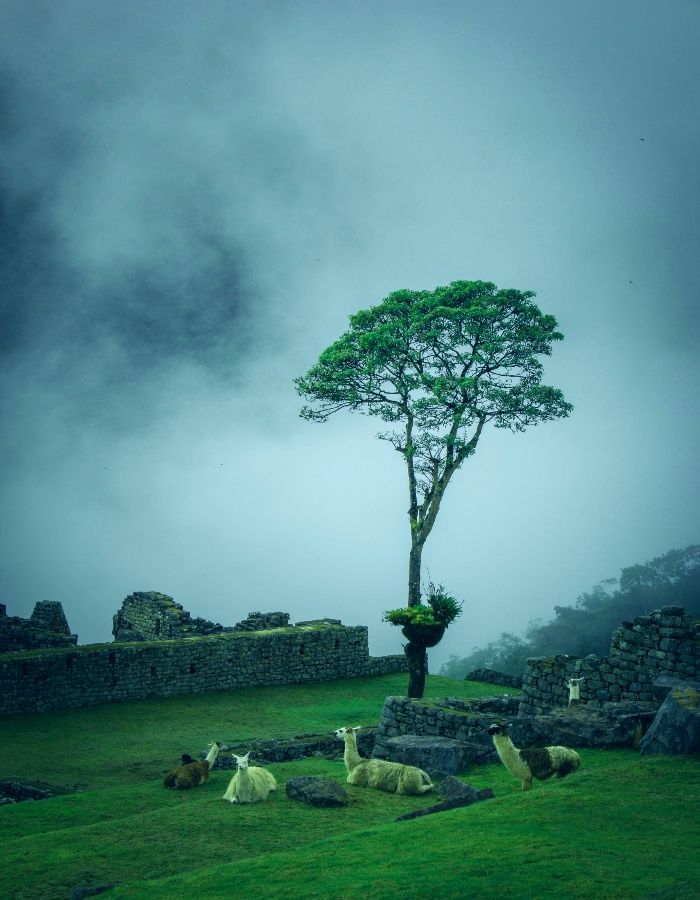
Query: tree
xmin=294 ymin=280 xmax=572 ymax=697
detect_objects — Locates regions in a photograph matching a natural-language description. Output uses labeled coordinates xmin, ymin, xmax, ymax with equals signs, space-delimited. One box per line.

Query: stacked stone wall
xmin=0 ymin=624 xmax=408 ymax=716
xmin=112 ymin=592 xmax=234 ymax=642
xmin=373 ymin=696 xmax=514 ymax=765
xmin=233 ymin=611 xmax=290 ymax=631
xmin=520 ymin=606 xmax=700 ymax=715
xmin=0 ymin=602 xmax=77 ymax=653
xmin=466 ymin=666 xmax=523 ymax=688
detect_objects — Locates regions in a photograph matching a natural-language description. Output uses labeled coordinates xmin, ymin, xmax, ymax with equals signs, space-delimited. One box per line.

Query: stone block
xmin=383 ymin=735 xmax=472 ymax=775
xmin=640 ymin=678 xmax=700 ymax=756
xmin=285 ymin=776 xmax=349 ymax=807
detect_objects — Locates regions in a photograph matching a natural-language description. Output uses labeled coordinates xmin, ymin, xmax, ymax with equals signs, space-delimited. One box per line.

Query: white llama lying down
xmin=487 ymin=722 xmax=581 ymax=791
xmin=222 ymin=752 xmax=277 ymax=804
xmin=334 ymin=726 xmax=433 ymax=796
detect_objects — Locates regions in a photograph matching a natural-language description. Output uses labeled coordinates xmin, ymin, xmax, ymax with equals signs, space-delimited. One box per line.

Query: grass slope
xmin=113 ymin=752 xmax=700 ymax=900
xmin=1 ymin=674 xmax=698 ymax=899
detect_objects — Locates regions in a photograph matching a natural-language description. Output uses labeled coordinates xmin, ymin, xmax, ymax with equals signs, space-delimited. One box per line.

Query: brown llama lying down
xmin=163 ymin=742 xmax=221 ymax=789
xmin=487 ymin=723 xmax=581 ymax=791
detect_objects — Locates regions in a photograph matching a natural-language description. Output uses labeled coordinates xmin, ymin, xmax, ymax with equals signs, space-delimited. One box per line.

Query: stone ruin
xmin=233 ymin=611 xmax=290 ymax=631
xmin=465 ymin=666 xmax=523 ymax=689
xmin=112 ymin=592 xmax=301 ymax=642
xmin=112 ymin=591 xmax=237 ymax=642
xmin=519 ymin=605 xmax=700 ymax=714
xmin=372 ymin=605 xmax=700 ymax=770
xmin=0 ymin=601 xmax=77 ymax=653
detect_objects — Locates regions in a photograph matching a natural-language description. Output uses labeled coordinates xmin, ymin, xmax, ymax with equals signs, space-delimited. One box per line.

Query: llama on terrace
xmin=334 ymin=725 xmax=433 ymax=796
xmin=487 ymin=723 xmax=581 ymax=791
xmin=163 ymin=742 xmax=220 ymax=788
xmin=566 ymin=677 xmax=584 ymax=707
xmin=222 ymin=752 xmax=277 ymax=803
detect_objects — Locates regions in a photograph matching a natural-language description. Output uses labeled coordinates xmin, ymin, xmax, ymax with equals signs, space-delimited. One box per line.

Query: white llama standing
xmin=566 ymin=677 xmax=585 ymax=707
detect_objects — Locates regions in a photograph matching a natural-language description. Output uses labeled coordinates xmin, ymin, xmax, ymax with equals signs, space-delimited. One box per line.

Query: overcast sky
xmin=1 ymin=0 xmax=698 ymax=669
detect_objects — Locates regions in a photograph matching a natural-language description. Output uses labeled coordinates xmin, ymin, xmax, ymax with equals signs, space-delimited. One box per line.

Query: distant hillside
xmin=441 ymin=544 xmax=700 ymax=678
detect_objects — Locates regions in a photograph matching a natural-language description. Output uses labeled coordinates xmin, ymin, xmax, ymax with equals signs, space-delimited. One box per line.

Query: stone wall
xmin=112 ymin=592 xmax=235 ymax=642
xmin=0 ymin=623 xmax=408 ymax=716
xmin=233 ymin=611 xmax=291 ymax=631
xmin=519 ymin=606 xmax=700 ymax=715
xmin=372 ymin=695 xmax=520 ymax=766
xmin=466 ymin=666 xmax=523 ymax=688
xmin=0 ymin=602 xmax=77 ymax=653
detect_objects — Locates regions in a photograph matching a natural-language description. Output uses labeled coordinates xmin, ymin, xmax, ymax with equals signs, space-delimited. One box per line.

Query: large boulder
xmin=383 ymin=735 xmax=475 ymax=775
xmin=639 ymin=678 xmax=700 ymax=756
xmin=285 ymin=776 xmax=349 ymax=807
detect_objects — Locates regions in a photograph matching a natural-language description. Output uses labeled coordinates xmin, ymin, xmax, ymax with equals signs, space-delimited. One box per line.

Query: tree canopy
xmin=296 ymin=280 xmax=572 ymax=582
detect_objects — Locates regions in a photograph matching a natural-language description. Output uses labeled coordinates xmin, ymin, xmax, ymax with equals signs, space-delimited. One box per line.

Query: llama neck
xmin=492 ymin=734 xmax=522 ymax=775
xmin=343 ymin=733 xmax=363 ymax=772
xmin=204 ymin=744 xmax=219 ymax=770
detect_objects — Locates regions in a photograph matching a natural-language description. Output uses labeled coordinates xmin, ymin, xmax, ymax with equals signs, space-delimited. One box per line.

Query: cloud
xmin=1 ymin=0 xmax=698 ymax=667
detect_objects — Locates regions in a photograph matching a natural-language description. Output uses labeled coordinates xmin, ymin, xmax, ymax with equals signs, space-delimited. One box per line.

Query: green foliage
xmin=441 ymin=631 xmax=531 ymax=679
xmin=383 ymin=605 xmax=439 ymax=627
xmin=384 ymin=584 xmax=462 ymax=628
xmin=295 ymin=280 xmax=571 ymax=434
xmin=426 ymin=583 xmax=463 ymax=625
xmin=295 ymin=280 xmax=572 ymax=552
xmin=442 ymin=544 xmax=700 ymax=678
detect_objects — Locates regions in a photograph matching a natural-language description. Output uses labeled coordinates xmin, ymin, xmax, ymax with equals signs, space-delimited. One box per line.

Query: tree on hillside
xmin=295 ymin=280 xmax=572 ymax=697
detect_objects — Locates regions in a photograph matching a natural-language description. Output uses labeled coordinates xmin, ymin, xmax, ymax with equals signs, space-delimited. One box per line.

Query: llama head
xmin=234 ymin=752 xmax=251 ymax=770
xmin=487 ymin=723 xmax=510 ymax=736
xmin=333 ymin=726 xmax=361 ymax=741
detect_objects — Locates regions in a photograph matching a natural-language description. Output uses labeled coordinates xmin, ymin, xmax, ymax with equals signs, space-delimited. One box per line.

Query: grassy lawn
xmin=1 ymin=673 xmax=698 ymax=899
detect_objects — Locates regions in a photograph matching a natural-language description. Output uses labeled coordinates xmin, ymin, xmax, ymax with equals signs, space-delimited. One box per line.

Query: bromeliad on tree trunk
xmin=384 ymin=585 xmax=461 ymax=698
xmin=295 ymin=279 xmax=573 ymax=698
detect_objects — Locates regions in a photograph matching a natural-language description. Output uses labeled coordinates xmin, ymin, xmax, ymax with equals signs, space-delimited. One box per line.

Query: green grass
xmin=1 ymin=674 xmax=698 ymax=900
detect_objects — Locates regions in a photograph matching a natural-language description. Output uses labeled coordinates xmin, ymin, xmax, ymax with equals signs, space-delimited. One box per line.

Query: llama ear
xmin=353 ymin=726 xmax=362 ymax=732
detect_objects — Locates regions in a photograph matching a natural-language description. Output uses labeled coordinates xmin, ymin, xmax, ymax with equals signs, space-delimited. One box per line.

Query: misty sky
xmin=1 ymin=0 xmax=698 ymax=670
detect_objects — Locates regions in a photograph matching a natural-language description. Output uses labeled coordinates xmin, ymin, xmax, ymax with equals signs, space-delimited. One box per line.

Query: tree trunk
xmin=404 ymin=641 xmax=427 ymax=698
xmin=408 ymin=543 xmax=422 ymax=606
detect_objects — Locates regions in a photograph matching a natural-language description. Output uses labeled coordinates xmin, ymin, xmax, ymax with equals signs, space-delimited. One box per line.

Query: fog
xmin=1 ymin=0 xmax=698 ymax=669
